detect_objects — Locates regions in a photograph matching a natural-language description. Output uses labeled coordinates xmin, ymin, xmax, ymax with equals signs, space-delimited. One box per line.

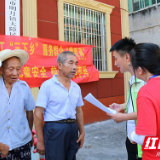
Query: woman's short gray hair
xmin=57 ymin=51 xmax=76 ymax=64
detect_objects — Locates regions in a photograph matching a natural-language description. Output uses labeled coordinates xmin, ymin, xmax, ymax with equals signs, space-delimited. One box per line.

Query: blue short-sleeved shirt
xmin=0 ymin=77 xmax=35 ymax=150
xmin=36 ymin=75 xmax=84 ymax=121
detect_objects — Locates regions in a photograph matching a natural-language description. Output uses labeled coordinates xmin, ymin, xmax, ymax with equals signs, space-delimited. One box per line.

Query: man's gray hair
xmin=57 ymin=51 xmax=76 ymax=64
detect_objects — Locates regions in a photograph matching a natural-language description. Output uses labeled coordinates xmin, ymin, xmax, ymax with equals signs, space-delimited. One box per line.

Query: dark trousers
xmin=0 ymin=142 xmax=31 ymax=160
xmin=126 ymin=137 xmax=142 ymax=160
xmin=43 ymin=122 xmax=80 ymax=160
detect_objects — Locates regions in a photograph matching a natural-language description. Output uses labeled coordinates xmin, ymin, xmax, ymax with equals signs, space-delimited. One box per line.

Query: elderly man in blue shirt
xmin=0 ymin=49 xmax=35 ymax=160
xmin=34 ymin=51 xmax=85 ymax=160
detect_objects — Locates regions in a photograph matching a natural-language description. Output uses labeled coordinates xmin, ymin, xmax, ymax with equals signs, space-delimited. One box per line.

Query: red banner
xmin=0 ymin=35 xmax=99 ymax=87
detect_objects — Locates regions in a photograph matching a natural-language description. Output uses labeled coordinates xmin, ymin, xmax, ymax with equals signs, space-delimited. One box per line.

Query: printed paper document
xmin=84 ymin=93 xmax=116 ymax=114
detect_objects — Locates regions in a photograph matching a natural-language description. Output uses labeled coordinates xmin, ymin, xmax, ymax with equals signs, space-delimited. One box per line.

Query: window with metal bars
xmin=64 ymin=3 xmax=107 ymax=71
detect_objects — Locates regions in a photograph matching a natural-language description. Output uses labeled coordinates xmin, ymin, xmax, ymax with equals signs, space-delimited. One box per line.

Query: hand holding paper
xmin=84 ymin=93 xmax=116 ymax=114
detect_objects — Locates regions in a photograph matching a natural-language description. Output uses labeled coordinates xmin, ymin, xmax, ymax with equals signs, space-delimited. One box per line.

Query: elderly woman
xmin=129 ymin=43 xmax=160 ymax=160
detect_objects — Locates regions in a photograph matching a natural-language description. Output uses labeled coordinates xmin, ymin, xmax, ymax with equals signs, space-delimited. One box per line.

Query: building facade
xmin=128 ymin=0 xmax=160 ymax=45
xmin=0 ymin=0 xmax=130 ymax=124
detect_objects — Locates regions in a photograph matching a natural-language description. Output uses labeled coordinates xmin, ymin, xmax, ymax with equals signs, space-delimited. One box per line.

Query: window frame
xmin=64 ymin=4 xmax=107 ymax=71
xmin=57 ymin=0 xmax=118 ymax=78
xmin=129 ymin=0 xmax=160 ymax=13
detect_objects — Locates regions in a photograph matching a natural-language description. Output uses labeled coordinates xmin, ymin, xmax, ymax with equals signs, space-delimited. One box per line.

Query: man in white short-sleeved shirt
xmin=34 ymin=51 xmax=85 ymax=160
xmin=0 ymin=49 xmax=35 ymax=160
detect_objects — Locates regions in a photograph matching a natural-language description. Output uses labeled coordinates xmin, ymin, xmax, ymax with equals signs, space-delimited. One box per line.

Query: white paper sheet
xmin=84 ymin=93 xmax=116 ymax=114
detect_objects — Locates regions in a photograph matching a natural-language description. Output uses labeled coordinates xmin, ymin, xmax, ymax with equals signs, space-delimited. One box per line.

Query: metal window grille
xmin=64 ymin=3 xmax=107 ymax=71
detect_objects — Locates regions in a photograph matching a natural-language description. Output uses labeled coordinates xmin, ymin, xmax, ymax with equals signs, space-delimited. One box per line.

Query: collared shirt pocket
xmin=71 ymin=94 xmax=79 ymax=108
xmin=49 ymin=91 xmax=66 ymax=106
xmin=20 ymin=121 xmax=32 ymax=140
xmin=11 ymin=125 xmax=24 ymax=144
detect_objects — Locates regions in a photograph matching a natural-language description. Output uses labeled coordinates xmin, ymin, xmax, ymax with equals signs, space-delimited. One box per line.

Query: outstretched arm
xmin=109 ymin=103 xmax=126 ymax=112
xmin=108 ymin=112 xmax=137 ymax=123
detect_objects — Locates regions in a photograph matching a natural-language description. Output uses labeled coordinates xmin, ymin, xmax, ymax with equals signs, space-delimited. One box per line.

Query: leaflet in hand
xmin=84 ymin=93 xmax=116 ymax=114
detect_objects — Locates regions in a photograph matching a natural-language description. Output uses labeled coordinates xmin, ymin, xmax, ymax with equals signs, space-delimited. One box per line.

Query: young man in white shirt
xmin=108 ymin=38 xmax=145 ymax=160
